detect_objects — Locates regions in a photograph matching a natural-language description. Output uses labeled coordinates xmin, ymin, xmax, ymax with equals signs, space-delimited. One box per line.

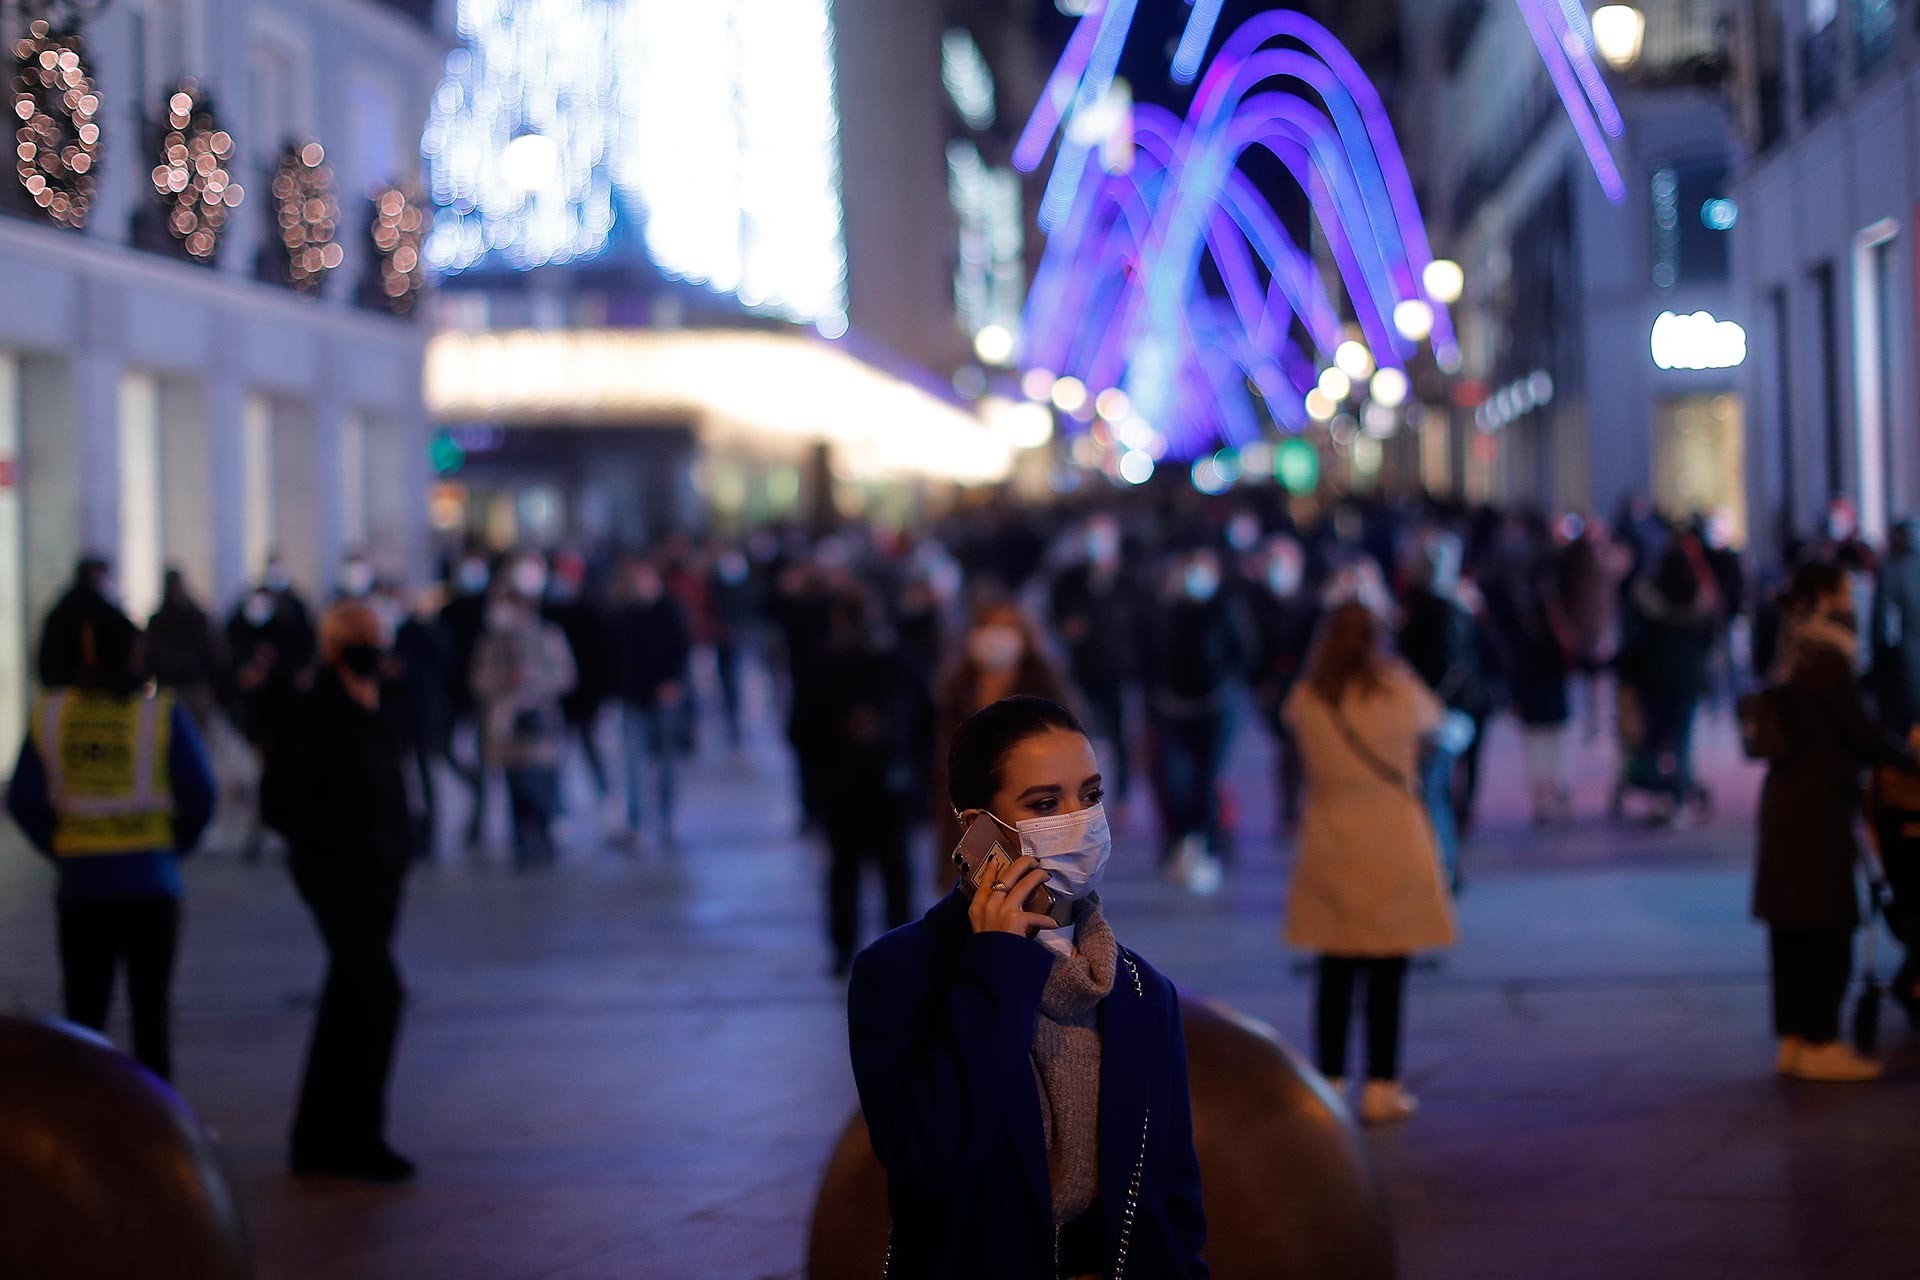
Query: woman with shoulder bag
xmin=1284 ymin=600 xmax=1458 ymax=1124
xmin=849 ymin=696 xmax=1207 ymax=1279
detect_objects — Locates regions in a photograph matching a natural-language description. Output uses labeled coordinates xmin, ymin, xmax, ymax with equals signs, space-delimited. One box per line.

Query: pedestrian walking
xmin=1048 ymin=514 xmax=1139 ymax=808
xmin=544 ymin=551 xmax=616 ymax=803
xmin=847 ymin=695 xmax=1208 ymax=1278
xmin=146 ymin=567 xmax=224 ymax=735
xmin=6 ymin=602 xmax=216 ymax=1081
xmin=36 ymin=554 xmax=116 ymax=688
xmin=1754 ymin=561 xmax=1916 ymax=1082
xmin=1249 ymin=535 xmax=1318 ymax=836
xmin=1285 ymin=599 xmax=1457 ymax=1124
xmin=1398 ymin=530 xmax=1492 ymax=873
xmin=471 ymin=564 xmax=577 ymax=870
xmin=790 ymin=588 xmax=920 ymax=976
xmin=262 ymin=601 xmax=417 ymax=1180
xmin=1617 ymin=538 xmax=1719 ymax=824
xmin=610 ymin=556 xmax=692 ymax=850
xmin=1146 ymin=547 xmax=1249 ymax=895
xmin=439 ymin=547 xmax=493 ymax=848
xmin=707 ymin=545 xmax=757 ymax=750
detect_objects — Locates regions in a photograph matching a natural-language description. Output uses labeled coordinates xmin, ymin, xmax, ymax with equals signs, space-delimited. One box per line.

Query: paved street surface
xmin=5 ymin=692 xmax=1920 ymax=1280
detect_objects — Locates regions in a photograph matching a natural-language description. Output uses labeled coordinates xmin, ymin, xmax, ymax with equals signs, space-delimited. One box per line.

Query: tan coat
xmin=1282 ymin=663 xmax=1457 ymax=956
xmin=471 ymin=620 xmax=577 ymax=770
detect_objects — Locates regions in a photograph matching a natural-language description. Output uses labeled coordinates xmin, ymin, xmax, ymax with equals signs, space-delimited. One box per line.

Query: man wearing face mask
xmin=439 ymin=548 xmax=494 ymax=848
xmin=261 ymin=601 xmax=417 ymax=1181
xmin=471 ymin=557 xmax=577 ymax=870
xmin=1147 ymin=547 xmax=1250 ymax=896
xmin=1250 ymin=537 xmax=1319 ymax=836
xmin=1048 ymin=516 xmax=1139 ymax=810
xmin=226 ymin=557 xmax=318 ymax=860
xmin=611 ymin=557 xmax=693 ymax=850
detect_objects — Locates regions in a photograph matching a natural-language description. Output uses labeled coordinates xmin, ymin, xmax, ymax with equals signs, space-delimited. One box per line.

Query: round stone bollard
xmin=0 ymin=1016 xmax=252 ymax=1280
xmin=808 ymin=997 xmax=1394 ymax=1279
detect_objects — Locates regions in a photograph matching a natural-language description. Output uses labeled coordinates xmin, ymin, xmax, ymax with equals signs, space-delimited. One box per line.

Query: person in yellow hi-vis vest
xmin=7 ymin=602 xmax=216 ymax=1081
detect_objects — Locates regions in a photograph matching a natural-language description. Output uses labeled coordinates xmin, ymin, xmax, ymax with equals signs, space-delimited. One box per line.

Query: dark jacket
xmin=261 ymin=669 xmax=413 ymax=895
xmin=1398 ymin=587 xmax=1492 ymax=716
xmin=611 ymin=596 xmax=694 ymax=707
xmin=848 ymin=891 xmax=1208 ymax=1280
xmin=1050 ymin=562 xmax=1138 ymax=693
xmin=1148 ymin=593 xmax=1249 ymax=711
xmin=1248 ymin=591 xmax=1319 ymax=728
xmin=544 ymin=597 xmax=617 ymax=721
xmin=37 ymin=584 xmax=118 ymax=688
xmin=146 ymin=597 xmax=222 ymax=692
xmin=1754 ymin=626 xmax=1908 ymax=931
xmin=789 ymin=643 xmax=922 ymax=815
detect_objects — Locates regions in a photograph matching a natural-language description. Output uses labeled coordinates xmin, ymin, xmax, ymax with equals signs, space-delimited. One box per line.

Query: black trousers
xmin=58 ymin=896 xmax=180 ymax=1080
xmin=1768 ymin=926 xmax=1852 ymax=1044
xmin=1315 ymin=955 xmax=1409 ymax=1082
xmin=292 ymin=871 xmax=406 ymax=1159
xmin=825 ymin=807 xmax=911 ymax=966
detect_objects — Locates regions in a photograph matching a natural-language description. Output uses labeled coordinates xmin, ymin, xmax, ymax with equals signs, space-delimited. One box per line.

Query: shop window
xmin=1655 ymin=394 xmax=1747 ymax=545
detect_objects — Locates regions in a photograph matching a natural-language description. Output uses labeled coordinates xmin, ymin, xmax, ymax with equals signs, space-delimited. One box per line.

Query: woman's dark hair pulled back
xmin=947 ymin=696 xmax=1085 ymax=814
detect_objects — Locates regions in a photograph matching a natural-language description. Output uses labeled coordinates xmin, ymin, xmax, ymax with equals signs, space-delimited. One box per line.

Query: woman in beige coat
xmin=1284 ymin=598 xmax=1456 ymax=1125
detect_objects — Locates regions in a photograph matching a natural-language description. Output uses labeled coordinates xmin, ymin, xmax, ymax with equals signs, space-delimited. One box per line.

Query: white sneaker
xmin=1185 ymin=852 xmax=1224 ymax=897
xmin=1784 ymin=1040 xmax=1882 ymax=1083
xmin=1774 ymin=1036 xmax=1806 ymax=1076
xmin=1360 ymin=1081 xmax=1419 ymax=1125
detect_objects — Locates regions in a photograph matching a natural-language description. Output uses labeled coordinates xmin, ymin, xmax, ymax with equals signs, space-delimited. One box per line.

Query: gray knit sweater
xmin=1031 ymin=902 xmax=1117 ymax=1225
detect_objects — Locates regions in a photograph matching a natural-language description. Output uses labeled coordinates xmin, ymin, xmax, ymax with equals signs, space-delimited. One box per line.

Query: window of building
xmin=1812 ymin=260 xmax=1843 ymax=503
xmin=1802 ymin=0 xmax=1841 ymax=117
xmin=1769 ymin=286 xmax=1795 ymax=548
xmin=248 ymin=28 xmax=307 ymax=172
xmin=1852 ymin=219 xmax=1899 ymax=541
xmin=1754 ymin=0 xmax=1789 ymax=149
xmin=347 ymin=69 xmax=402 ymax=192
xmin=129 ymin=0 xmax=190 ymax=116
xmin=1854 ymin=0 xmax=1896 ymax=77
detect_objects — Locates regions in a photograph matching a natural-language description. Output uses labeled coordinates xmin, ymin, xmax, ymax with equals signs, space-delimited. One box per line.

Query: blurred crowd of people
xmin=19 ymin=478 xmax=1920 ymax=1122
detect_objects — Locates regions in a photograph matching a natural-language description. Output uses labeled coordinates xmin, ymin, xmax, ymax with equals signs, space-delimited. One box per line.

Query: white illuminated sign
xmin=1651 ymin=310 xmax=1747 ymax=371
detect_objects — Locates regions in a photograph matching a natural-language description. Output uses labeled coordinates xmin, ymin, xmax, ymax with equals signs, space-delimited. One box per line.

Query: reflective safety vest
xmin=33 ymin=689 xmax=176 ymax=856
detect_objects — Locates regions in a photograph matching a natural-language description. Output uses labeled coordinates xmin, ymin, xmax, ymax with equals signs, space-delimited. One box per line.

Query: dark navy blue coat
xmin=848 ymin=890 xmax=1208 ymax=1279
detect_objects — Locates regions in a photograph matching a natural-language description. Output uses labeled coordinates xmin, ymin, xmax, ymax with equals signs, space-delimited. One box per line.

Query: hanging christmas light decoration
xmin=149 ymin=79 xmax=242 ymax=262
xmin=366 ymin=182 xmax=430 ymax=315
xmin=268 ymin=138 xmax=344 ymax=293
xmin=9 ymin=21 xmax=100 ymax=229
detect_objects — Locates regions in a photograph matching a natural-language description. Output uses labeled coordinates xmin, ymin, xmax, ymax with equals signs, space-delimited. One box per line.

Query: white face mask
xmin=1185 ymin=565 xmax=1220 ymax=602
xmin=1267 ymin=556 xmax=1302 ymax=597
xmin=967 ymin=624 xmax=1025 ymax=672
xmin=243 ymin=593 xmax=276 ymax=627
xmin=338 ymin=560 xmax=376 ymax=597
xmin=457 ymin=560 xmax=490 ymax=595
xmin=981 ymin=804 xmax=1113 ymax=952
xmin=512 ymin=561 xmax=548 ymax=599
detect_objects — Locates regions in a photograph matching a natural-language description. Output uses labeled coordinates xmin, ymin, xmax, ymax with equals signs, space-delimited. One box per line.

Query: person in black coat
xmin=37 ymin=554 xmax=115 ymax=688
xmin=439 ymin=550 xmax=493 ymax=848
xmin=791 ymin=587 xmax=922 ymax=975
xmin=386 ymin=585 xmax=455 ymax=859
xmin=1870 ymin=518 xmax=1920 ymax=734
xmin=610 ymin=557 xmax=693 ymax=848
xmin=261 ymin=601 xmax=416 ymax=1181
xmin=848 ymin=697 xmax=1208 ymax=1279
xmin=1147 ymin=548 xmax=1249 ymax=893
xmin=1248 ymin=536 xmax=1318 ymax=835
xmin=1398 ymin=531 xmax=1494 ymax=846
xmin=1755 ymin=561 xmax=1917 ymax=1083
xmin=1618 ymin=538 xmax=1719 ymax=822
xmin=146 ymin=567 xmax=224 ymax=733
xmin=1049 ymin=516 xmax=1139 ymax=804
xmin=544 ymin=552 xmax=616 ymax=799
xmin=707 ymin=546 xmax=758 ymax=749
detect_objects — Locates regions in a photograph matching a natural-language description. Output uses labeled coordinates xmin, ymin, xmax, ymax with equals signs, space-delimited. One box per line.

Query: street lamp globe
xmin=1592 ymin=6 xmax=1646 ymax=72
xmin=1422 ymin=259 xmax=1464 ymax=305
xmin=1393 ymin=299 xmax=1434 ymax=342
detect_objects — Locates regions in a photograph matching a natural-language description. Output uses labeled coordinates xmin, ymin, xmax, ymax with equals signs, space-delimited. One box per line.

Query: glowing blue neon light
xmin=1171 ymin=0 xmax=1226 ymax=85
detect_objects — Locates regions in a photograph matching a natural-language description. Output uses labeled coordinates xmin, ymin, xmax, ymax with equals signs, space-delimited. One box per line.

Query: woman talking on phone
xmin=848 ymin=697 xmax=1208 ymax=1280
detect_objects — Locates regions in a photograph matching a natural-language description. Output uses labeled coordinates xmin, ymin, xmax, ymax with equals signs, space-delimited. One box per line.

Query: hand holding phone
xmin=953 ymin=815 xmax=1069 ymax=936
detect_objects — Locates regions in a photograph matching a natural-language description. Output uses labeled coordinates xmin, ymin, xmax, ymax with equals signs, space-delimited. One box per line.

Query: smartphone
xmin=951 ymin=817 xmax=1071 ymax=928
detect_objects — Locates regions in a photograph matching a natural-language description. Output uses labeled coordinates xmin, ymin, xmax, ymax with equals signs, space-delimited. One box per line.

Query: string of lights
xmin=367 ymin=182 xmax=430 ymax=315
xmin=9 ymin=21 xmax=99 ymax=230
xmin=268 ymin=139 xmax=344 ymax=294
xmin=149 ymin=79 xmax=242 ymax=263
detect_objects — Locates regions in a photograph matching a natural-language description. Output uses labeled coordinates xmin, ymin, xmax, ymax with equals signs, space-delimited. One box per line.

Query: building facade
xmin=0 ymin=0 xmax=445 ymax=741
xmin=1729 ymin=0 xmax=1918 ymax=555
xmin=1393 ymin=0 xmax=1746 ymax=538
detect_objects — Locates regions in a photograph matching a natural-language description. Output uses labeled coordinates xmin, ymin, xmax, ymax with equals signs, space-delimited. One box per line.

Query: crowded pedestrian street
xmin=5 ymin=682 xmax=1917 ymax=1280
